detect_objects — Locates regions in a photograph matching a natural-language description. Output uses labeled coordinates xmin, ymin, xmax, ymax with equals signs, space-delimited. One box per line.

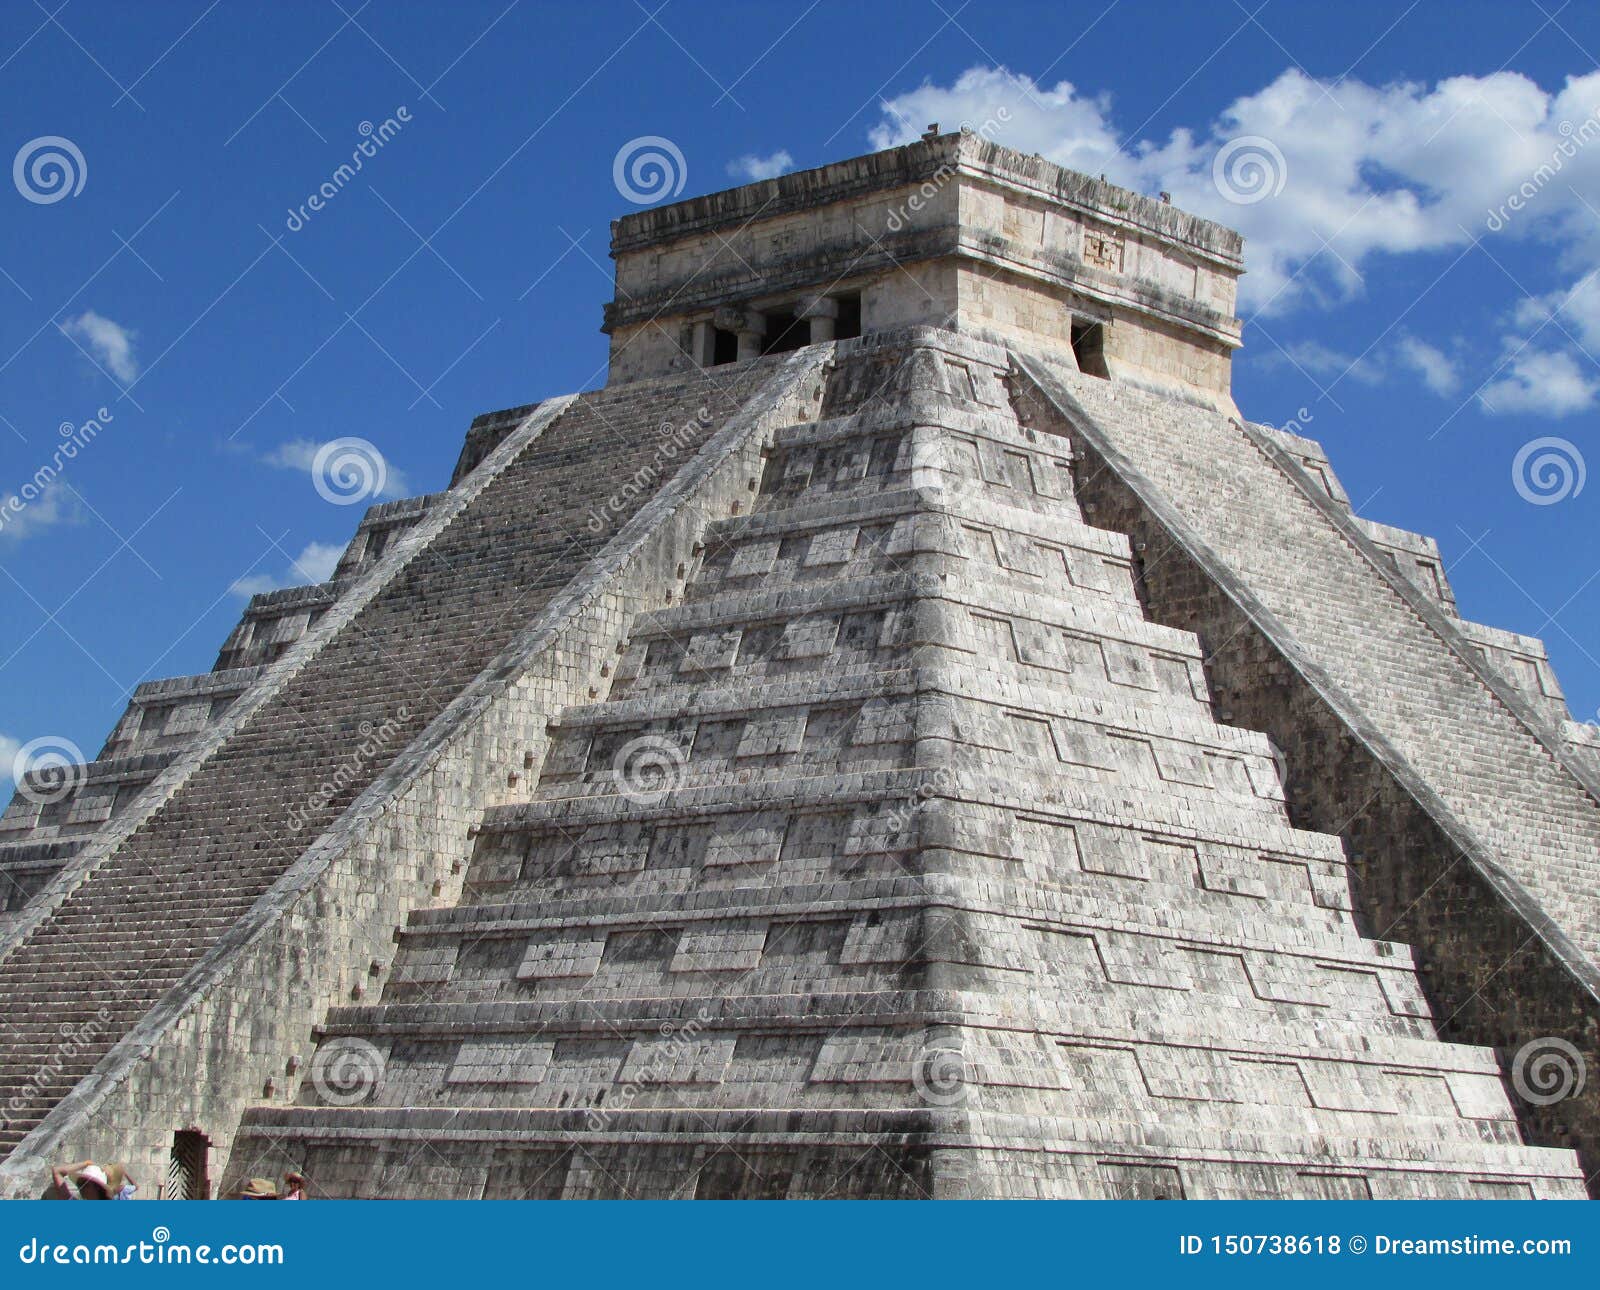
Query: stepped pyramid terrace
xmin=1 ymin=131 xmax=1597 ymax=1200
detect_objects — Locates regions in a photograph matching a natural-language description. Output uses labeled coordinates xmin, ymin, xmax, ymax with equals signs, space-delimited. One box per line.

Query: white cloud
xmin=1478 ymin=348 xmax=1599 ymax=416
xmin=870 ymin=66 xmax=1600 ymax=315
xmin=228 ymin=540 xmax=347 ymax=598
xmin=727 ymin=150 xmax=795 ymax=182
xmin=0 ymin=482 xmax=83 ymax=543
xmin=60 ymin=310 xmax=138 ymax=383
xmin=227 ymin=572 xmax=280 ymax=599
xmin=1267 ymin=339 xmax=1383 ymax=386
xmin=870 ymin=64 xmax=1600 ymax=418
xmin=290 ymin=540 xmax=343 ymax=583
xmin=261 ymin=438 xmax=408 ymax=498
xmin=261 ymin=439 xmax=322 ymax=473
xmin=1257 ymin=334 xmax=1457 ymax=396
xmin=871 ymin=68 xmax=1122 ymax=174
xmin=1396 ymin=336 xmax=1461 ymax=396
xmin=1512 ymin=270 xmax=1600 ymax=351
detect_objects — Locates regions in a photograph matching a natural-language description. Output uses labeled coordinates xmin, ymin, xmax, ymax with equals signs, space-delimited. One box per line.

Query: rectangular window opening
xmin=834 ymin=293 xmax=862 ymax=340
xmin=760 ymin=309 xmax=808 ymax=355
xmin=1070 ymin=318 xmax=1109 ymax=379
xmin=711 ymin=327 xmax=738 ymax=366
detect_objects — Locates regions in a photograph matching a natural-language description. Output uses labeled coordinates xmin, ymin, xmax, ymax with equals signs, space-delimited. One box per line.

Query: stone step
xmin=225 ymin=1104 xmax=1585 ymax=1199
xmin=438 ymin=898 xmax=1381 ymax=999
xmin=312 ymin=982 xmax=1440 ymax=1050
xmin=689 ymin=488 xmax=1140 ymax=609
xmin=626 ymin=576 xmax=1202 ymax=705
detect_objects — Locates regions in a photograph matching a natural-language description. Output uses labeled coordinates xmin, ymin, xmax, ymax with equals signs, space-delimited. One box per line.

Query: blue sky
xmin=1 ymin=0 xmax=1598 ymax=779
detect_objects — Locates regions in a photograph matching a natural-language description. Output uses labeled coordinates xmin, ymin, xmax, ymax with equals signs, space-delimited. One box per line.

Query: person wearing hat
xmin=49 ymin=1160 xmax=110 ymax=1200
xmin=237 ymin=1178 xmax=279 ymax=1199
xmin=281 ymin=1172 xmax=307 ymax=1200
xmin=102 ymin=1162 xmax=138 ymax=1200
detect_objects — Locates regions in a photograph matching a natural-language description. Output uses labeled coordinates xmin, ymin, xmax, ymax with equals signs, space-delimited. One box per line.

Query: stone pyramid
xmin=1 ymin=133 xmax=1595 ymax=1200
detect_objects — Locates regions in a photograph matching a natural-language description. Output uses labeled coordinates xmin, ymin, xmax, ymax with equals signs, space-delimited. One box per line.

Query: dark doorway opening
xmin=166 ymin=1128 xmax=212 ymax=1200
xmin=834 ymin=293 xmax=862 ymax=340
xmin=1070 ymin=318 xmax=1109 ymax=379
xmin=760 ymin=309 xmax=809 ymax=355
xmin=711 ymin=327 xmax=738 ymax=366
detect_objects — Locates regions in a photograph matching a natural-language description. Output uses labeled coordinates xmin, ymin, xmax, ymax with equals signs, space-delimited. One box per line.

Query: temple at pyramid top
xmin=603 ymin=129 xmax=1245 ymax=412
